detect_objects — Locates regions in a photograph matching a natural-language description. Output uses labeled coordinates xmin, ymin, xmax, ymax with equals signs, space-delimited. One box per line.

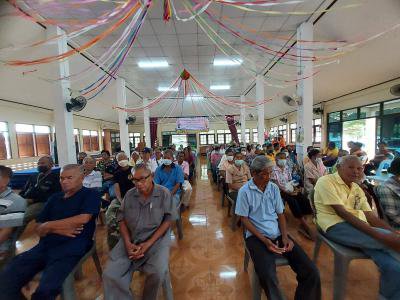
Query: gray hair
xmin=132 ymin=163 xmax=152 ymax=175
xmin=83 ymin=156 xmax=96 ymax=164
xmin=61 ymin=164 xmax=84 ymax=174
xmin=250 ymin=156 xmax=274 ymax=174
xmin=116 ymin=152 xmax=128 ymax=161
xmin=336 ymin=155 xmax=361 ymax=167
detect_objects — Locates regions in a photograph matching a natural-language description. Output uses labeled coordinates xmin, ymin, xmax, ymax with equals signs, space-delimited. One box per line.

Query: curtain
xmin=226 ymin=115 xmax=239 ymax=144
xmin=150 ymin=117 xmax=158 ymax=148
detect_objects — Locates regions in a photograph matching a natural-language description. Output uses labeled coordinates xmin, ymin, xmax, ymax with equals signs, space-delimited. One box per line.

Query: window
xmin=82 ymin=130 xmax=99 ymax=152
xmin=290 ymin=123 xmax=297 ymax=144
xmin=199 ymin=130 xmax=215 ymax=145
xmin=237 ymin=129 xmax=250 ymax=143
xmin=278 ymin=125 xmax=287 ymax=141
xmin=0 ymin=122 xmax=11 ymax=160
xmin=74 ymin=128 xmax=80 ymax=152
xmin=269 ymin=127 xmax=278 ymax=139
xmin=252 ymin=129 xmax=258 ymax=143
xmin=15 ymin=124 xmax=51 ymax=158
xmin=328 ymin=112 xmax=341 ymax=123
xmin=312 ymin=119 xmax=322 ymax=143
xmin=383 ymin=99 xmax=400 ymax=115
xmin=129 ymin=132 xmax=141 ymax=148
xmin=216 ymin=130 xmax=231 ymax=144
xmin=342 ymin=108 xmax=358 ymax=121
xmin=360 ymin=103 xmax=380 ymax=118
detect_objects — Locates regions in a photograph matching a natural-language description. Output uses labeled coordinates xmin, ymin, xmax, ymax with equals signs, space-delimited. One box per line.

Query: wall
xmin=0 ymin=100 xmax=118 ymax=165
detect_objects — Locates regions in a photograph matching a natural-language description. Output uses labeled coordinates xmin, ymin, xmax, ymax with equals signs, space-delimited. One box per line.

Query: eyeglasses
xmin=132 ymin=174 xmax=151 ymax=184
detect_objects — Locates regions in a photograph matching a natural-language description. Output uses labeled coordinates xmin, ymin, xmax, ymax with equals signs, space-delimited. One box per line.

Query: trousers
xmin=246 ymin=235 xmax=321 ymax=300
xmin=326 ymin=222 xmax=400 ymax=300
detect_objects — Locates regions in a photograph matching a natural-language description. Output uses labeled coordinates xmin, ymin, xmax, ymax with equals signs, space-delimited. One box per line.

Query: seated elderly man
xmin=314 ymin=155 xmax=400 ymax=300
xmin=82 ymin=156 xmax=102 ymax=190
xmin=153 ymin=148 xmax=163 ymax=167
xmin=154 ymin=149 xmax=184 ymax=209
xmin=0 ymin=164 xmax=101 ymax=300
xmin=103 ymin=164 xmax=173 ymax=300
xmin=236 ymin=156 xmax=321 ymax=300
xmin=225 ymin=150 xmax=251 ymax=200
xmin=271 ymin=152 xmax=314 ymax=239
xmin=141 ymin=147 xmax=158 ymax=173
xmin=375 ymin=157 xmax=400 ymax=230
xmin=218 ymin=148 xmax=235 ymax=179
xmin=0 ymin=166 xmax=26 ymax=264
xmin=20 ymin=155 xmax=61 ymax=225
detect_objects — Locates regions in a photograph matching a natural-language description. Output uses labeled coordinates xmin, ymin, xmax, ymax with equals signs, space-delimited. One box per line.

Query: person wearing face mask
xmin=106 ymin=152 xmax=135 ymax=249
xmin=271 ymin=152 xmax=314 ymax=239
xmin=225 ymin=151 xmax=251 ymax=201
xmin=218 ymin=149 xmax=235 ymax=179
xmin=154 ymin=149 xmax=184 ymax=210
xmin=130 ymin=151 xmax=141 ymax=167
xmin=304 ymin=149 xmax=327 ymax=196
xmin=210 ymin=145 xmax=223 ymax=184
xmin=20 ymin=156 xmax=61 ymax=226
xmin=141 ymin=147 xmax=158 ymax=174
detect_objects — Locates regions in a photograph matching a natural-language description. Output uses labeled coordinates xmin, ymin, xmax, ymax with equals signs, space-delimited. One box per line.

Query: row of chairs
xmin=212 ymin=162 xmax=372 ymax=300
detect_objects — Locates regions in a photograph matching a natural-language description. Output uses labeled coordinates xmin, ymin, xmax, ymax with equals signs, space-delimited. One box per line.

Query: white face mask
xmin=316 ymin=158 xmax=323 ymax=163
xmin=226 ymin=155 xmax=234 ymax=162
xmin=241 ymin=151 xmax=247 ymax=156
xmin=219 ymin=149 xmax=225 ymax=154
xmin=136 ymin=159 xmax=143 ymax=165
xmin=277 ymin=159 xmax=287 ymax=167
xmin=163 ymin=159 xmax=172 ymax=166
xmin=118 ymin=160 xmax=129 ymax=167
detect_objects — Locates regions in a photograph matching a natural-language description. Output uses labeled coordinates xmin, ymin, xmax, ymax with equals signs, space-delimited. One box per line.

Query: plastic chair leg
xmin=333 ymin=254 xmax=351 ymax=300
xmin=244 ymin=249 xmax=250 ymax=272
xmin=251 ymin=267 xmax=262 ymax=300
xmin=92 ymin=251 xmax=103 ymax=277
xmin=176 ymin=214 xmax=183 ymax=240
xmin=162 ymin=270 xmax=174 ymax=300
xmin=313 ymin=234 xmax=323 ymax=264
xmin=61 ymin=273 xmax=76 ymax=300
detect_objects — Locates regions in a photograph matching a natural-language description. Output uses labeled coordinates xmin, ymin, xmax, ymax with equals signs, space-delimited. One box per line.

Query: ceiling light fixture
xmin=138 ymin=60 xmax=169 ymax=68
xmin=157 ymin=86 xmax=179 ymax=92
xmin=210 ymin=85 xmax=231 ymax=90
xmin=213 ymin=58 xmax=242 ymax=66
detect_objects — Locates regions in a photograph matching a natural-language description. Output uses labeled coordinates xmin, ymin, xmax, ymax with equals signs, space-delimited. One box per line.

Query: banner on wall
xmin=176 ymin=117 xmax=209 ymax=131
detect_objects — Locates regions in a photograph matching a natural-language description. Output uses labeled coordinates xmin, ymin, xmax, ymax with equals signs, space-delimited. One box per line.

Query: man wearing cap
xmin=103 ymin=164 xmax=173 ymax=300
xmin=141 ymin=147 xmax=158 ymax=174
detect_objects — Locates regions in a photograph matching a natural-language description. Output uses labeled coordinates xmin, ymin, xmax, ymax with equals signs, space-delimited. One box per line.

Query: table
xmin=9 ymin=167 xmax=61 ymax=189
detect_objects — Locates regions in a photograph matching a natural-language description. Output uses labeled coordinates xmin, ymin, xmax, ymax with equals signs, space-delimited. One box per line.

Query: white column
xmin=240 ymin=95 xmax=246 ymax=144
xmin=49 ymin=26 xmax=76 ymax=165
xmin=117 ymin=78 xmax=130 ymax=154
xmin=256 ymin=75 xmax=265 ymax=145
xmin=296 ymin=22 xmax=314 ymax=162
xmin=143 ymin=98 xmax=151 ymax=147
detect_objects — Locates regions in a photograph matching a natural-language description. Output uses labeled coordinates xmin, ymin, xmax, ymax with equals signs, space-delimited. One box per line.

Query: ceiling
xmin=1 ymin=0 xmax=400 ymax=124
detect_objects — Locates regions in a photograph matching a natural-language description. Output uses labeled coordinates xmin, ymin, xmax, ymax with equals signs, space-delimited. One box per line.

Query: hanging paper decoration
xmin=163 ymin=0 xmax=172 ymax=22
xmin=180 ymin=69 xmax=191 ymax=80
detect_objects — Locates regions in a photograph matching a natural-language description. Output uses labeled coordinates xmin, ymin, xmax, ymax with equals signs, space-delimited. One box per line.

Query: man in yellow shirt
xmin=314 ymin=155 xmax=400 ymax=300
xmin=322 ymin=141 xmax=339 ymax=167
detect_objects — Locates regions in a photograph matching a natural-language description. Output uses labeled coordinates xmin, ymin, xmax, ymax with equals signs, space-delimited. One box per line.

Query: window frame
xmin=0 ymin=121 xmax=12 ymax=160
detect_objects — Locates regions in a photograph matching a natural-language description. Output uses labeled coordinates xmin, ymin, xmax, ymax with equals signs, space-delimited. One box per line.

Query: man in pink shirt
xmin=210 ymin=146 xmax=223 ymax=183
xmin=177 ymin=152 xmax=192 ymax=209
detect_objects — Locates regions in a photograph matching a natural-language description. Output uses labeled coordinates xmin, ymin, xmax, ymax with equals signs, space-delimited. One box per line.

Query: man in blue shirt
xmin=235 ymin=156 xmax=320 ymax=300
xmin=154 ymin=149 xmax=184 ymax=209
xmin=0 ymin=164 xmax=101 ymax=300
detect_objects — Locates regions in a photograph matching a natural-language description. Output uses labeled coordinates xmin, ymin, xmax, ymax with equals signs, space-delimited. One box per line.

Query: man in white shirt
xmin=141 ymin=147 xmax=158 ymax=173
xmin=82 ymin=156 xmax=102 ymax=190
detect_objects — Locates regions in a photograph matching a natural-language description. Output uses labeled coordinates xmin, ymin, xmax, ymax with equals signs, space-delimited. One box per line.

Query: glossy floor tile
xmin=17 ymin=158 xmax=380 ymax=299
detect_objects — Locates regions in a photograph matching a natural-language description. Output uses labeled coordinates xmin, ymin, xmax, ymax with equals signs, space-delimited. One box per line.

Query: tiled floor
xmin=18 ymin=159 xmax=380 ymax=299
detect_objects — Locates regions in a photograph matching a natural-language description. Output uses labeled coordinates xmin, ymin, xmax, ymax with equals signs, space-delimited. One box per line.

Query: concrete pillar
xmin=49 ymin=26 xmax=76 ymax=165
xmin=256 ymin=75 xmax=265 ymax=145
xmin=143 ymin=98 xmax=151 ymax=147
xmin=117 ymin=78 xmax=130 ymax=154
xmin=296 ymin=22 xmax=314 ymax=162
xmin=240 ymin=95 xmax=246 ymax=144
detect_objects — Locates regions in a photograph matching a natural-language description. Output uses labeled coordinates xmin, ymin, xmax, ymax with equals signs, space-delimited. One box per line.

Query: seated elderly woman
xmin=271 ymin=152 xmax=314 ymax=239
xmin=375 ymin=157 xmax=400 ymax=230
xmin=103 ymin=164 xmax=174 ymax=300
xmin=304 ymin=149 xmax=327 ymax=196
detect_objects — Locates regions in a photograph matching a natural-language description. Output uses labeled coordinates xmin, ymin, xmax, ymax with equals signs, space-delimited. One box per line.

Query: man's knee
xmin=145 ymin=270 xmax=165 ymax=287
